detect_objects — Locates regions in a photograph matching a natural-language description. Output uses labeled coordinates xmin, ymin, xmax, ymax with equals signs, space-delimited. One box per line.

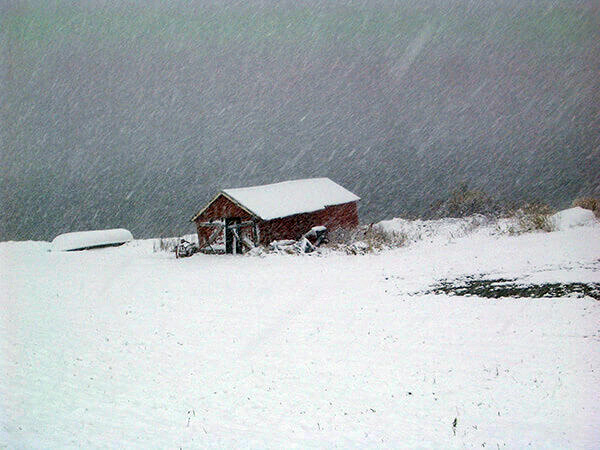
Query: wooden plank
xmin=206 ymin=226 xmax=222 ymax=245
xmin=197 ymin=221 xmax=225 ymax=228
xmin=241 ymin=236 xmax=255 ymax=250
xmin=200 ymin=224 xmax=223 ymax=253
xmin=231 ymin=227 xmax=242 ymax=254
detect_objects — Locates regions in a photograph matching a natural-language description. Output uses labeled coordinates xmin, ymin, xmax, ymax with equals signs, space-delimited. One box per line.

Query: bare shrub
xmin=326 ymin=227 xmax=363 ymax=246
xmin=153 ymin=236 xmax=179 ymax=253
xmin=430 ymin=182 xmax=497 ymax=218
xmin=325 ymin=225 xmax=407 ymax=254
xmin=510 ymin=203 xmax=554 ymax=234
xmin=572 ymin=197 xmax=600 ymax=218
xmin=364 ymin=226 xmax=407 ymax=251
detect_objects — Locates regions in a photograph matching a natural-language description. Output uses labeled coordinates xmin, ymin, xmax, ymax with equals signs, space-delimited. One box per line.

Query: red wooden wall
xmin=258 ymin=201 xmax=358 ymax=245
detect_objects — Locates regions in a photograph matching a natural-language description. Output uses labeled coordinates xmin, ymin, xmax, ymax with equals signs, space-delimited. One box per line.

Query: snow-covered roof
xmin=218 ymin=178 xmax=359 ymax=220
xmin=51 ymin=228 xmax=133 ymax=252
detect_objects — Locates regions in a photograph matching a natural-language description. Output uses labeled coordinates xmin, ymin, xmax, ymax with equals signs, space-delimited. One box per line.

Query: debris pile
xmin=268 ymin=226 xmax=329 ymax=255
xmin=175 ymin=239 xmax=198 ymax=258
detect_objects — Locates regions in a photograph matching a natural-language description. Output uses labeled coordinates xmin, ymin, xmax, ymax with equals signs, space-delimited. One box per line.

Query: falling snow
xmin=1 ymin=0 xmax=599 ymax=241
xmin=1 ymin=2 xmax=599 ymax=446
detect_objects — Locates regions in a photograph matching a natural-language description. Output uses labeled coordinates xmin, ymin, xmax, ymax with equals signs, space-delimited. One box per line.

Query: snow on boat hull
xmin=51 ymin=229 xmax=133 ymax=252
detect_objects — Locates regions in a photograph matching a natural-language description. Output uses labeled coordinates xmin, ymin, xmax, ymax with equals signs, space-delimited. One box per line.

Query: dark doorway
xmin=225 ymin=218 xmax=242 ymax=254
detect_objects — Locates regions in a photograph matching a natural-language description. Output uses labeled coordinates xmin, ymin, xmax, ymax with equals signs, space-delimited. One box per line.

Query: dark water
xmin=2 ymin=0 xmax=599 ymax=241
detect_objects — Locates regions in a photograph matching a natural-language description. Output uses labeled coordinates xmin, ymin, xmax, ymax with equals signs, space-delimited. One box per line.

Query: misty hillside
xmin=1 ymin=0 xmax=599 ymax=241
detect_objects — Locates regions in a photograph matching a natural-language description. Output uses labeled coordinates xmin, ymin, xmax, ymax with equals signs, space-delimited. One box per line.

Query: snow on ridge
xmin=223 ymin=177 xmax=360 ymax=220
xmin=50 ymin=228 xmax=133 ymax=252
xmin=376 ymin=208 xmax=600 ymax=247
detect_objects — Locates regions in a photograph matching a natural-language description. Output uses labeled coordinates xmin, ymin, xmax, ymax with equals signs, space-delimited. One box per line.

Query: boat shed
xmin=191 ymin=178 xmax=360 ymax=253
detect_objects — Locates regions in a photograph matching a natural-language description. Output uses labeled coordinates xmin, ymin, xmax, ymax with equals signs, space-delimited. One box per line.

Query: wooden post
xmin=253 ymin=222 xmax=260 ymax=247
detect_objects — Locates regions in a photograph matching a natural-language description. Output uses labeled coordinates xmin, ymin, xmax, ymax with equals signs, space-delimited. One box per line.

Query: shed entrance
xmin=225 ymin=217 xmax=243 ymax=254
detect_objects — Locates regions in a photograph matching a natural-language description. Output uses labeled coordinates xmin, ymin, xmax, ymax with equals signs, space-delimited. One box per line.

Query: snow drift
xmin=50 ymin=228 xmax=133 ymax=252
xmin=550 ymin=207 xmax=597 ymax=231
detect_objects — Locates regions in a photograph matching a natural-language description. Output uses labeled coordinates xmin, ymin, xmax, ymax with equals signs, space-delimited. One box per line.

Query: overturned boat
xmin=50 ymin=228 xmax=133 ymax=252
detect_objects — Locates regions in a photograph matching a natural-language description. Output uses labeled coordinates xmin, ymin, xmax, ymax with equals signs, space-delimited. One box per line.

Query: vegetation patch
xmin=572 ymin=197 xmax=600 ymax=218
xmin=153 ymin=237 xmax=179 ymax=253
xmin=426 ymin=277 xmax=600 ymax=300
xmin=431 ymin=182 xmax=498 ymax=218
xmin=496 ymin=203 xmax=555 ymax=235
xmin=326 ymin=225 xmax=407 ymax=254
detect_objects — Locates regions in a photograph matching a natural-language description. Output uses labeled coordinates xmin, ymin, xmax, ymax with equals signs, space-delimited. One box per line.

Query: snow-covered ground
xmin=1 ymin=217 xmax=599 ymax=448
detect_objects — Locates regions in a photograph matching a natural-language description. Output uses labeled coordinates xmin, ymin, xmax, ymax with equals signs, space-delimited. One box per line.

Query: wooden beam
xmin=253 ymin=223 xmax=260 ymax=246
xmin=225 ymin=221 xmax=254 ymax=229
xmin=198 ymin=220 xmax=253 ymax=229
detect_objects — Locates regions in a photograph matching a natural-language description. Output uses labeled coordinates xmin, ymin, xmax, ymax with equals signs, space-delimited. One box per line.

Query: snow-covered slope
xmin=1 ymin=219 xmax=599 ymax=448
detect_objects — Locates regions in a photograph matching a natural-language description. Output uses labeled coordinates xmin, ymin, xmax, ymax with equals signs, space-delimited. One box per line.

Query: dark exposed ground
xmin=1 ymin=0 xmax=599 ymax=241
xmin=426 ymin=277 xmax=600 ymax=300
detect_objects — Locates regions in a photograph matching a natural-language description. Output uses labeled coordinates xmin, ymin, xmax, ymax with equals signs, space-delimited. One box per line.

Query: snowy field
xmin=1 ymin=218 xmax=599 ymax=448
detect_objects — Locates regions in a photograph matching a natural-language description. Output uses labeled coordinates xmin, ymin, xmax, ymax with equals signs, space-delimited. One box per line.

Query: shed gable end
xmin=192 ymin=193 xmax=254 ymax=223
